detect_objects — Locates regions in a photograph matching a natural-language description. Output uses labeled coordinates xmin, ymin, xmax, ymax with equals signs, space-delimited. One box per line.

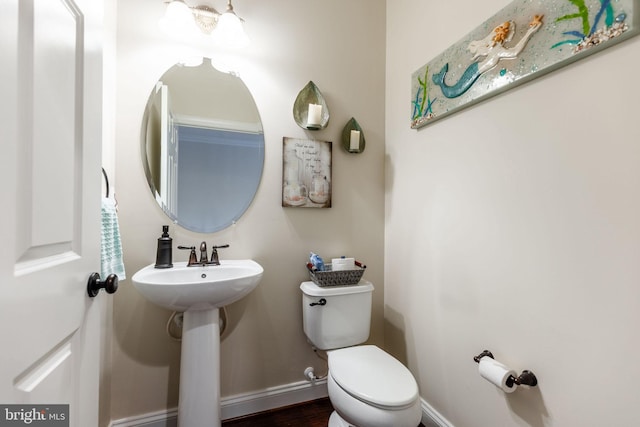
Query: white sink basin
xmin=132 ymin=260 xmax=263 ymax=311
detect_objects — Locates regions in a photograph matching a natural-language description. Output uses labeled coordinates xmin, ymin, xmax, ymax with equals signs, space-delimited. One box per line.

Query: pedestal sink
xmin=132 ymin=260 xmax=263 ymax=427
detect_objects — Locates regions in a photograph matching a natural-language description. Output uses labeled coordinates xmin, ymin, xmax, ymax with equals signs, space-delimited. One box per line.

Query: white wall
xmin=386 ymin=1 xmax=640 ymax=426
xmin=111 ymin=0 xmax=386 ymax=421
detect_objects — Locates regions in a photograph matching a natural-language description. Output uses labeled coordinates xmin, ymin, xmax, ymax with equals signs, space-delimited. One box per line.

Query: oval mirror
xmin=141 ymin=58 xmax=264 ymax=233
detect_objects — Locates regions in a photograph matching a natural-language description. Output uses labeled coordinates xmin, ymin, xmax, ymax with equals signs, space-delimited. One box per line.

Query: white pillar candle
xmin=307 ymin=104 xmax=322 ymax=126
xmin=350 ymin=130 xmax=361 ymax=151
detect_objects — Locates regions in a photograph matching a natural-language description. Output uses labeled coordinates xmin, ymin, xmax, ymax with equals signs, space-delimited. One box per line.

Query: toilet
xmin=300 ymin=280 xmax=422 ymax=427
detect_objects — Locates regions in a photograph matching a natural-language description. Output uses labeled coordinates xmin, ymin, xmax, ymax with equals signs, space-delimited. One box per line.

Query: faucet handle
xmin=177 ymin=246 xmax=198 ymax=266
xmin=209 ymin=244 xmax=229 ymax=265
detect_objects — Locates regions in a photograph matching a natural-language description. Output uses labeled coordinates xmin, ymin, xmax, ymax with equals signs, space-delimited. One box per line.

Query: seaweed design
xmin=412 ymin=67 xmax=437 ymax=121
xmin=552 ymin=0 xmax=615 ymax=48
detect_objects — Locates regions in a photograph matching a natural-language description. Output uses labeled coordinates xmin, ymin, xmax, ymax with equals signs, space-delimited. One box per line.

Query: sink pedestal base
xmin=179 ymin=308 xmax=221 ymax=427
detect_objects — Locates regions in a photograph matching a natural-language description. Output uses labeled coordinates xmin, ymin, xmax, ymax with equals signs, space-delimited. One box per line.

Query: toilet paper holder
xmin=473 ymin=350 xmax=538 ymax=387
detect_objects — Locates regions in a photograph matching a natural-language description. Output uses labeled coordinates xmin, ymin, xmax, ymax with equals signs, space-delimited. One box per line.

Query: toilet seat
xmin=328 ymin=345 xmax=419 ymax=410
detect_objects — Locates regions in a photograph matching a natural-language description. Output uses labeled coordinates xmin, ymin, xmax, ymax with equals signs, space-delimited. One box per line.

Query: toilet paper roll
xmin=478 ymin=357 xmax=518 ymax=393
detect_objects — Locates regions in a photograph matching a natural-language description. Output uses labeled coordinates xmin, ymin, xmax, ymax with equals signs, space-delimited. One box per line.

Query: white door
xmin=0 ymin=0 xmax=107 ymax=426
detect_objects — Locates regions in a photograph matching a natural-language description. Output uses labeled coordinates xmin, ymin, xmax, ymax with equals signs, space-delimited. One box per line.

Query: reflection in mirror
xmin=141 ymin=58 xmax=264 ymax=233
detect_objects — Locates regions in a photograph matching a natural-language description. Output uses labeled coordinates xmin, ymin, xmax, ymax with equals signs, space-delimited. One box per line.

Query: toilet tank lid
xmin=300 ymin=280 xmax=373 ymax=297
xmin=300 ymin=280 xmax=374 ymax=297
xmin=329 ymin=345 xmax=419 ymax=409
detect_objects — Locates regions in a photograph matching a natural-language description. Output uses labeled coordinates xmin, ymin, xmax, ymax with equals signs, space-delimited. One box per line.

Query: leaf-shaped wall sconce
xmin=341 ymin=117 xmax=365 ymax=154
xmin=293 ymin=81 xmax=330 ymax=130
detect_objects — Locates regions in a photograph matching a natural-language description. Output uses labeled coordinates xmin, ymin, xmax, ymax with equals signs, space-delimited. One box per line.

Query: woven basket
xmin=306 ymin=261 xmax=366 ymax=287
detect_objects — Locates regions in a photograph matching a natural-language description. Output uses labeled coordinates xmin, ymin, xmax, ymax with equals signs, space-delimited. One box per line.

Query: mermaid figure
xmin=433 ymin=15 xmax=544 ymax=99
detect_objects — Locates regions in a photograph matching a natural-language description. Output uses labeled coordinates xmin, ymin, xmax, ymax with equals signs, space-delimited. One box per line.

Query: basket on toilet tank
xmin=306 ymin=260 xmax=366 ymax=287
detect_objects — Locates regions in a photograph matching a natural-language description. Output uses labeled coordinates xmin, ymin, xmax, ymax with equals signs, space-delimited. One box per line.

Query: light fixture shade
xmin=159 ymin=0 xmax=196 ymax=36
xmin=214 ymin=10 xmax=249 ymax=48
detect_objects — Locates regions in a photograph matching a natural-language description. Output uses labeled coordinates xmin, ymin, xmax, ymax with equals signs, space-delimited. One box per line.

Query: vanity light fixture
xmin=159 ymin=0 xmax=249 ymax=47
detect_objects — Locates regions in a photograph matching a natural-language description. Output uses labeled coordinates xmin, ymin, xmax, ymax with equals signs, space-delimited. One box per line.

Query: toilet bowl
xmin=327 ymin=345 xmax=422 ymax=427
xmin=300 ymin=281 xmax=422 ymax=427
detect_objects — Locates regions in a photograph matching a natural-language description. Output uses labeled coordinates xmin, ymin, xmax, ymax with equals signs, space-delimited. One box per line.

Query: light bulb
xmin=159 ymin=0 xmax=196 ymax=36
xmin=213 ymin=9 xmax=249 ymax=48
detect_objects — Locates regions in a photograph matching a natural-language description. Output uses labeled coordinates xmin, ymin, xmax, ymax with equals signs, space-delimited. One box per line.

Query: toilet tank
xmin=300 ymin=280 xmax=374 ymax=350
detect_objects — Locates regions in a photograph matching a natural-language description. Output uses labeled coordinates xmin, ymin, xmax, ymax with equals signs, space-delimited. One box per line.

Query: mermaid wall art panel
xmin=411 ymin=0 xmax=639 ymax=129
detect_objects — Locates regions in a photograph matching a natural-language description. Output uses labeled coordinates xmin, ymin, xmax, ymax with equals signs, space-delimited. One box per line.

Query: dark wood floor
xmin=222 ymin=398 xmax=334 ymax=427
xmin=222 ymin=398 xmax=425 ymax=426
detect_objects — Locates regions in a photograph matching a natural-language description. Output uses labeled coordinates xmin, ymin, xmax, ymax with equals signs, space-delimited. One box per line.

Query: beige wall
xmin=110 ymin=0 xmax=640 ymax=425
xmin=386 ymin=1 xmax=640 ymax=426
xmin=110 ymin=0 xmax=386 ymax=421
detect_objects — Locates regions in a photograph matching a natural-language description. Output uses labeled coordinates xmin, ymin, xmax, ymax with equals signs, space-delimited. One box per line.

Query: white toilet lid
xmin=329 ymin=345 xmax=419 ymax=409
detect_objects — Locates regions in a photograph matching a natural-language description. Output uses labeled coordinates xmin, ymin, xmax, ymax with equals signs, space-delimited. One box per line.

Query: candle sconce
xmin=341 ymin=117 xmax=365 ymax=154
xmin=293 ymin=81 xmax=329 ymax=130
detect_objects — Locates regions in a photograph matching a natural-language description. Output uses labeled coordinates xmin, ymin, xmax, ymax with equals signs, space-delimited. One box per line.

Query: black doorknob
xmin=87 ymin=272 xmax=118 ymax=298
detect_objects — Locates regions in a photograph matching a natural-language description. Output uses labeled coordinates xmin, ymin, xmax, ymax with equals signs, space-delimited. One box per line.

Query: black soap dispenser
xmin=155 ymin=225 xmax=173 ymax=268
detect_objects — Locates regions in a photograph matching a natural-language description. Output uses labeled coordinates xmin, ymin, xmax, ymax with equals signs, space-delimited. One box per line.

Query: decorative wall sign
xmin=282 ymin=137 xmax=332 ymax=208
xmin=411 ymin=0 xmax=639 ymax=129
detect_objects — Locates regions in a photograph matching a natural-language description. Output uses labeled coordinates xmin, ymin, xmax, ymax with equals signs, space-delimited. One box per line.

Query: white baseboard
xmin=221 ymin=378 xmax=328 ymax=420
xmin=109 ymin=409 xmax=178 ymax=427
xmin=420 ymin=398 xmax=455 ymax=427
xmin=109 ymin=379 xmax=329 ymax=427
xmin=109 ymin=381 xmax=455 ymax=427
